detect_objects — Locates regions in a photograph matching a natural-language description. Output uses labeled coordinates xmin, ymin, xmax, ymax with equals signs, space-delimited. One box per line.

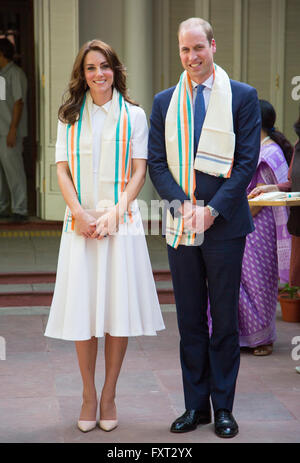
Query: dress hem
xmin=44 ymin=327 xmax=165 ymax=341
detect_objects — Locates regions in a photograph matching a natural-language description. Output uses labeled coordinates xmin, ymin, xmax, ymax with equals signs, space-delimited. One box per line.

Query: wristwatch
xmin=207 ymin=205 xmax=219 ymax=218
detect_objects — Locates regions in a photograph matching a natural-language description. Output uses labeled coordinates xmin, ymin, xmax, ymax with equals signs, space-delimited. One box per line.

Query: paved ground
xmin=0 ymin=230 xmax=300 ymax=443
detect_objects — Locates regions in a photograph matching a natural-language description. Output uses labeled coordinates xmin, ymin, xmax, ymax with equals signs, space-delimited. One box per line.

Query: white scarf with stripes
xmin=63 ymin=89 xmax=133 ymax=232
xmin=165 ymin=64 xmax=235 ymax=248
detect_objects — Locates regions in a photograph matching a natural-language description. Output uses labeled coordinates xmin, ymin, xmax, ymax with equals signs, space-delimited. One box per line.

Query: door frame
xmin=34 ymin=0 xmax=79 ymax=220
xmin=0 ymin=0 xmax=37 ymax=215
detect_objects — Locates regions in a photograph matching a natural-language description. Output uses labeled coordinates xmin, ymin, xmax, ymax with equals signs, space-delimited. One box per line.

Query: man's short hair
xmin=0 ymin=38 xmax=15 ymax=60
xmin=178 ymin=17 xmax=214 ymax=45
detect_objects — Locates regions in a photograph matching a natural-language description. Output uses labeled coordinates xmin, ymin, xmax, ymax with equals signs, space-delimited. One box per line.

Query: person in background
xmin=249 ymin=107 xmax=300 ymax=292
xmin=0 ymin=38 xmax=28 ymax=222
xmin=240 ymin=100 xmax=293 ymax=355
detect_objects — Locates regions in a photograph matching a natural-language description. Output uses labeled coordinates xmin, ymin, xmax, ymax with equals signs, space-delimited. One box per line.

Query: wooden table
xmin=248 ymin=197 xmax=300 ymax=207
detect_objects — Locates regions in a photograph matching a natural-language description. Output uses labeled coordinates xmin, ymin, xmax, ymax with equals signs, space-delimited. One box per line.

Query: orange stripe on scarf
xmin=226 ymin=160 xmax=234 ymax=178
xmin=187 ymin=73 xmax=193 ymax=96
xmin=70 ymin=125 xmax=75 ymax=230
xmin=182 ymin=88 xmax=189 ymax=195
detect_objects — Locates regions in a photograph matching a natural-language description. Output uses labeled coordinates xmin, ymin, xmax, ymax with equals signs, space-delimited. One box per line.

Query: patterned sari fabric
xmin=239 ymin=143 xmax=291 ymax=347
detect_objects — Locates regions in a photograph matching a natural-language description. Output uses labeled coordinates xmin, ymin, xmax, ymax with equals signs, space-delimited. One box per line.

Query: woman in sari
xmin=239 ymin=100 xmax=293 ymax=355
xmin=249 ymin=109 xmax=300 ymax=291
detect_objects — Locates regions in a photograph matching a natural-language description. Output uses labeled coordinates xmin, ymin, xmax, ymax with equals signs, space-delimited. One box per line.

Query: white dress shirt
xmin=191 ymin=73 xmax=214 ymax=112
xmin=191 ymin=73 xmax=220 ymax=217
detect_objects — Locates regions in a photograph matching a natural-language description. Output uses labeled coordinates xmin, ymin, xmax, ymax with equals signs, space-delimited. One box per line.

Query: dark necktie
xmin=194 ymin=84 xmax=206 ymax=155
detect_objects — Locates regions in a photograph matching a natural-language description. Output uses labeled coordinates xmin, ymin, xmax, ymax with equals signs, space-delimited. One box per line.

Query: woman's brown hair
xmin=58 ymin=39 xmax=138 ymax=125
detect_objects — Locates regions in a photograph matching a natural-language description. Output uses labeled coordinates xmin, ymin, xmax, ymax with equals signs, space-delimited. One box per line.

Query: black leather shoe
xmin=170 ymin=409 xmax=211 ymax=433
xmin=214 ymin=409 xmax=239 ymax=438
xmin=11 ymin=213 xmax=28 ymax=223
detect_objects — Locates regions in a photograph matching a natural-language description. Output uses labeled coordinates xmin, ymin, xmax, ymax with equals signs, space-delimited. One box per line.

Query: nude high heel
xmin=77 ymin=420 xmax=97 ymax=432
xmin=99 ymin=419 xmax=118 ymax=432
xmin=99 ymin=395 xmax=118 ymax=431
xmin=77 ymin=397 xmax=98 ymax=432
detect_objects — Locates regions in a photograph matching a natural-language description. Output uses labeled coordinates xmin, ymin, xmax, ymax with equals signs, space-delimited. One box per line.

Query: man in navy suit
xmin=148 ymin=18 xmax=261 ymax=438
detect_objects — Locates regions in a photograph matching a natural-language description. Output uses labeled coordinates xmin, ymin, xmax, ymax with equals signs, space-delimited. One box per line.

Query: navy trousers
xmin=167 ymin=236 xmax=246 ymax=413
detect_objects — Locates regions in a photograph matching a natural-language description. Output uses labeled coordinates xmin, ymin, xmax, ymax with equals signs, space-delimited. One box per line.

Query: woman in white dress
xmin=44 ymin=39 xmax=165 ymax=433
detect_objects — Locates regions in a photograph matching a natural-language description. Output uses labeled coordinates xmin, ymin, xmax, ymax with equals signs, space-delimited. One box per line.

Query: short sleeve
xmin=130 ymin=106 xmax=149 ymax=159
xmin=11 ymin=68 xmax=27 ymax=103
xmin=0 ymin=76 xmax=5 ymax=100
xmin=55 ymin=120 xmax=68 ymax=163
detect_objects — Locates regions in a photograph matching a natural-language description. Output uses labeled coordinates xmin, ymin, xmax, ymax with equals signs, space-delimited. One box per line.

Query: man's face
xmin=179 ymin=26 xmax=216 ymax=84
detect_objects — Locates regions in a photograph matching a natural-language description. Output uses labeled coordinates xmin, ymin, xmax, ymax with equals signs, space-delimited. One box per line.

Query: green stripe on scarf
xmin=172 ymin=217 xmax=182 ymax=248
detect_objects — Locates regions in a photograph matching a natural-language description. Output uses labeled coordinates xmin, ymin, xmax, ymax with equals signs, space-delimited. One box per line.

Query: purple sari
xmin=239 ymin=143 xmax=291 ymax=347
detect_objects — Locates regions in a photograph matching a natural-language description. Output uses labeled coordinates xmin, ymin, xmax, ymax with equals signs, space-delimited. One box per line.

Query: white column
xmin=194 ymin=0 xmax=210 ymax=20
xmin=124 ymin=0 xmax=153 ymax=115
xmin=124 ymin=0 xmax=155 ymax=208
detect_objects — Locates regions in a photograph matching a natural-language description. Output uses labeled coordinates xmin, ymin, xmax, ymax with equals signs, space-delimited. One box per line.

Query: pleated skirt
xmin=44 ymin=210 xmax=165 ymax=340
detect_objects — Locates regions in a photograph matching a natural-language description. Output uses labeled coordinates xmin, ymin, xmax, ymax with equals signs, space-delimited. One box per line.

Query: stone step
xmin=0 ymin=272 xmax=56 ymax=284
xmin=0 ymin=270 xmax=172 ymax=284
xmin=0 ymin=270 xmax=174 ymax=307
xmin=0 ymin=289 xmax=175 ymax=307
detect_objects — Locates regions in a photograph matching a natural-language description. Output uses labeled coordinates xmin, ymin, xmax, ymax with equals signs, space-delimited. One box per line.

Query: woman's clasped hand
xmin=74 ymin=210 xmax=97 ymax=238
xmin=93 ymin=207 xmax=119 ymax=239
xmin=75 ymin=207 xmax=121 ymax=239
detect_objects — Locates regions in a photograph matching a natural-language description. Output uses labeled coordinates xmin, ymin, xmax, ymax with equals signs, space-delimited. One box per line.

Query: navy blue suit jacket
xmin=148 ymin=80 xmax=261 ymax=240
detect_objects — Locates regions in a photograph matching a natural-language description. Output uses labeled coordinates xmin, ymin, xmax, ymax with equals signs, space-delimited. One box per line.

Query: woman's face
xmin=83 ymin=50 xmax=114 ymax=100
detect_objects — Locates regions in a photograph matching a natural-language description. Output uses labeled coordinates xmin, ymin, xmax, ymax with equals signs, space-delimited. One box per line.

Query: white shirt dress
xmin=44 ymin=101 xmax=165 ymax=341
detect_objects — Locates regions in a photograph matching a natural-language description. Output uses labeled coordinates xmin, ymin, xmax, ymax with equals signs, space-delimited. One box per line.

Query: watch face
xmin=208 ymin=206 xmax=218 ymax=217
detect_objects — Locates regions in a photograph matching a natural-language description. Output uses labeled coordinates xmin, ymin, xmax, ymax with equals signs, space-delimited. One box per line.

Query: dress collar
xmin=92 ymin=99 xmax=112 ymax=114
